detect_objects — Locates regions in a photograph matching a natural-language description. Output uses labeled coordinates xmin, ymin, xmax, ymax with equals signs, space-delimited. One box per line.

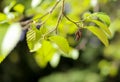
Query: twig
xmin=21 ymin=0 xmax=61 ymax=30
xmin=20 ymin=20 xmax=32 ymax=27
xmin=34 ymin=0 xmax=61 ymax=21
xmin=43 ymin=6 xmax=63 ymax=36
xmin=55 ymin=10 xmax=63 ymax=34
xmin=43 ymin=0 xmax=64 ymax=36
xmin=62 ymin=0 xmax=80 ymax=28
xmin=62 ymin=0 xmax=65 ymax=13
xmin=63 ymin=13 xmax=79 ymax=28
xmin=55 ymin=0 xmax=65 ymax=33
xmin=49 ymin=0 xmax=61 ymax=13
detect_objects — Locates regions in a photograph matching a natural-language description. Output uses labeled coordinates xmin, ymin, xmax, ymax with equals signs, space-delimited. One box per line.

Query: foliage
xmin=1 ymin=0 xmax=120 ymax=82
xmin=0 ymin=0 xmax=111 ymax=68
xmin=39 ymin=69 xmax=102 ymax=82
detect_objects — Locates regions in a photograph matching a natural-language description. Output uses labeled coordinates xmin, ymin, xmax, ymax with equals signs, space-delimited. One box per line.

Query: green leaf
xmin=26 ymin=24 xmax=47 ymax=52
xmin=34 ymin=40 xmax=55 ymax=68
xmin=26 ymin=27 xmax=41 ymax=52
xmin=0 ymin=23 xmax=22 ymax=63
xmin=0 ymin=13 xmax=7 ymax=22
xmin=0 ymin=23 xmax=9 ymax=50
xmin=93 ymin=12 xmax=111 ymax=26
xmin=49 ymin=35 xmax=70 ymax=55
xmin=86 ymin=26 xmax=109 ymax=47
xmin=83 ymin=12 xmax=92 ymax=20
xmin=90 ymin=20 xmax=111 ymax=36
xmin=0 ymin=23 xmax=9 ymax=63
xmin=0 ymin=55 xmax=5 ymax=63
xmin=13 ymin=4 xmax=25 ymax=13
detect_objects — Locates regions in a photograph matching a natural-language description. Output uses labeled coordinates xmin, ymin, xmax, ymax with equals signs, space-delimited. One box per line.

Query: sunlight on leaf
xmin=31 ymin=0 xmax=42 ymax=8
xmin=0 ymin=23 xmax=22 ymax=63
xmin=50 ymin=53 xmax=60 ymax=68
xmin=91 ymin=0 xmax=98 ymax=7
xmin=69 ymin=48 xmax=79 ymax=60
xmin=0 ymin=23 xmax=9 ymax=51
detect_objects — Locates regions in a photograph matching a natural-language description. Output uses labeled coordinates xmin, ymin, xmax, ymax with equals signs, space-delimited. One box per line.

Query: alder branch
xmin=63 ymin=13 xmax=79 ymax=28
xmin=55 ymin=11 xmax=63 ymax=34
xmin=35 ymin=0 xmax=61 ymax=20
xmin=54 ymin=0 xmax=65 ymax=33
xmin=43 ymin=0 xmax=64 ymax=37
xmin=21 ymin=0 xmax=61 ymax=30
xmin=43 ymin=0 xmax=82 ymax=36
xmin=61 ymin=0 xmax=80 ymax=28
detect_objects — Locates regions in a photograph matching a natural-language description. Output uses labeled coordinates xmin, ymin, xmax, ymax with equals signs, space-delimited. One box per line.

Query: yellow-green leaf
xmin=26 ymin=28 xmax=41 ymax=52
xmin=49 ymin=35 xmax=70 ymax=54
xmin=0 ymin=55 xmax=5 ymax=63
xmin=93 ymin=12 xmax=111 ymax=26
xmin=91 ymin=20 xmax=111 ymax=36
xmin=34 ymin=40 xmax=55 ymax=68
xmin=87 ymin=26 xmax=109 ymax=47
xmin=13 ymin=4 xmax=25 ymax=13
xmin=0 ymin=23 xmax=9 ymax=63
xmin=0 ymin=23 xmax=22 ymax=63
xmin=0 ymin=13 xmax=7 ymax=21
xmin=26 ymin=24 xmax=47 ymax=52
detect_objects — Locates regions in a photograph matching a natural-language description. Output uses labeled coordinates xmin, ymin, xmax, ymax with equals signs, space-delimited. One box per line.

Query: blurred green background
xmin=0 ymin=0 xmax=120 ymax=82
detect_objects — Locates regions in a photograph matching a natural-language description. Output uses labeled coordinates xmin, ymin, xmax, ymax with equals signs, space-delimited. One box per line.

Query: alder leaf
xmin=49 ymin=35 xmax=70 ymax=55
xmin=13 ymin=4 xmax=25 ymax=13
xmin=0 ymin=23 xmax=22 ymax=63
xmin=93 ymin=12 xmax=111 ymax=26
xmin=26 ymin=27 xmax=41 ymax=52
xmin=34 ymin=40 xmax=55 ymax=68
xmin=86 ymin=26 xmax=109 ymax=47
xmin=0 ymin=13 xmax=7 ymax=22
xmin=90 ymin=20 xmax=111 ymax=36
xmin=26 ymin=24 xmax=47 ymax=52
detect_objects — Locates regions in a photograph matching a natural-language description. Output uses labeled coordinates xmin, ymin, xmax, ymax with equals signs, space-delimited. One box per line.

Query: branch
xmin=61 ymin=0 xmax=80 ymax=28
xmin=43 ymin=6 xmax=63 ymax=36
xmin=63 ymin=13 xmax=79 ymax=28
xmin=21 ymin=0 xmax=61 ymax=30
xmin=34 ymin=0 xmax=61 ymax=21
xmin=43 ymin=0 xmax=64 ymax=36
xmin=55 ymin=0 xmax=65 ymax=33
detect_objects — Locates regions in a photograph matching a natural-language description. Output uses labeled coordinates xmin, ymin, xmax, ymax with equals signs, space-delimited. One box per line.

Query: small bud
xmin=36 ymin=24 xmax=41 ymax=30
xmin=75 ymin=29 xmax=82 ymax=41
